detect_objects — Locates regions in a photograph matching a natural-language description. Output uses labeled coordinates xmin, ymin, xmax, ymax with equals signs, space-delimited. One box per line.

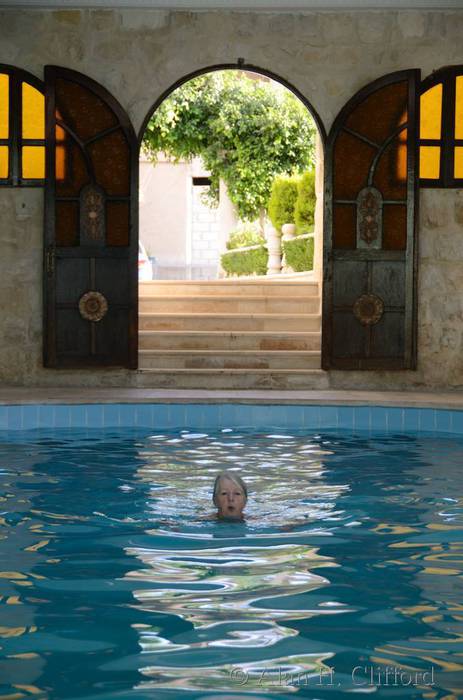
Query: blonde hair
xmin=212 ymin=470 xmax=248 ymax=506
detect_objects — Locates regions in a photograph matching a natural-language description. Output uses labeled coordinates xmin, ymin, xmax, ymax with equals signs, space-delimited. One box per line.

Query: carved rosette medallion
xmin=357 ymin=186 xmax=383 ymax=248
xmin=78 ymin=291 xmax=108 ymax=322
xmin=353 ymin=293 xmax=384 ymax=326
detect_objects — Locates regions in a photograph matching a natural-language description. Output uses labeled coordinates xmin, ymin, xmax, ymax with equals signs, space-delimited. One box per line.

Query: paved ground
xmin=1 ymin=387 xmax=463 ymax=408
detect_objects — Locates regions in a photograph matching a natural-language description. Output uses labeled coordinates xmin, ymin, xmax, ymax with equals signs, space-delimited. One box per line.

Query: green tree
xmin=142 ymin=71 xmax=316 ymax=221
xmin=267 ymin=176 xmax=299 ymax=232
xmin=294 ymin=169 xmax=316 ymax=233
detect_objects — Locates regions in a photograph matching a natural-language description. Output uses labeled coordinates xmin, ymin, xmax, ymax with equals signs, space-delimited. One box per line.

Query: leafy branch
xmin=142 ymin=71 xmax=316 ymax=221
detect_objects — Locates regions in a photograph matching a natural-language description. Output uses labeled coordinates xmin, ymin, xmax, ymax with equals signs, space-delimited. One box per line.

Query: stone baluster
xmin=265 ymin=224 xmax=281 ymax=275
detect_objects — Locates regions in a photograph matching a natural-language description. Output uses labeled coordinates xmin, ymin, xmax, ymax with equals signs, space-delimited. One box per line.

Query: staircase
xmin=138 ymin=278 xmax=328 ymax=389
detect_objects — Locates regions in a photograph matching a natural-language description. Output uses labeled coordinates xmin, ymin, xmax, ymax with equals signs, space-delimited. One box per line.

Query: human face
xmin=215 ymin=477 xmax=246 ymax=519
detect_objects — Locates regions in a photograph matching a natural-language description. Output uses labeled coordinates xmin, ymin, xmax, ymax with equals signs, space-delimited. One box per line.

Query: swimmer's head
xmin=213 ymin=470 xmax=247 ymax=520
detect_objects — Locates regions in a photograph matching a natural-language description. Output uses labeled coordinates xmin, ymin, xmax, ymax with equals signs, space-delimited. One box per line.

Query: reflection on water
xmin=0 ymin=428 xmax=462 ymax=699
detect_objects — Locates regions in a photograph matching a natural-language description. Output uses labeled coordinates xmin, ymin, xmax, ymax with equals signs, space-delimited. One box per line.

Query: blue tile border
xmin=353 ymin=406 xmax=371 ymax=431
xmin=371 ymin=406 xmax=388 ymax=432
xmin=134 ymin=404 xmax=153 ymax=428
xmin=337 ymin=406 xmax=353 ymax=431
xmin=0 ymin=403 xmax=462 ymax=435
xmin=38 ymin=405 xmax=55 ymax=429
xmin=302 ymin=405 xmax=320 ymax=429
xmin=450 ymin=410 xmax=463 ymax=434
xmin=403 ymin=407 xmax=420 ymax=432
xmin=418 ymin=407 xmax=436 ymax=432
xmin=387 ymin=407 xmax=404 ymax=432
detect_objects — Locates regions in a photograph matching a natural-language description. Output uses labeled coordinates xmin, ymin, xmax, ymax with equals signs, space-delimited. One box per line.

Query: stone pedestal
xmin=281 ymin=223 xmax=296 ymax=273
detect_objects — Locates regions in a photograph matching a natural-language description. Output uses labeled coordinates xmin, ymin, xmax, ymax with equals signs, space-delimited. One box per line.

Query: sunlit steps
xmin=139 ymin=279 xmax=319 ymax=297
xmin=135 ymin=368 xmax=329 ymax=390
xmin=139 ymin=349 xmax=321 ymax=370
xmin=139 ymin=295 xmax=319 ymax=314
xmin=138 ymin=278 xmax=323 ymax=389
xmin=139 ymin=313 xmax=321 ymax=332
xmin=139 ymin=331 xmax=321 ymax=351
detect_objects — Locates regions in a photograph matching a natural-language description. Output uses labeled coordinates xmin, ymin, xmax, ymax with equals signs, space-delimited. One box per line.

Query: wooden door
xmin=44 ymin=66 xmax=138 ymax=368
xmin=322 ymin=70 xmax=420 ymax=370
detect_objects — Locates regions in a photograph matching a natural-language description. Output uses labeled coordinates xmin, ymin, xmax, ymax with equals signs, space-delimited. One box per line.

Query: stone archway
xmin=138 ymin=62 xmax=326 ymax=283
xmin=135 ymin=63 xmax=328 ymax=389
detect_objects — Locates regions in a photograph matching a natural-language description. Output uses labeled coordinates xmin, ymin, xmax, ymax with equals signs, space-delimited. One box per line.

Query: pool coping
xmin=1 ymin=387 xmax=463 ymax=410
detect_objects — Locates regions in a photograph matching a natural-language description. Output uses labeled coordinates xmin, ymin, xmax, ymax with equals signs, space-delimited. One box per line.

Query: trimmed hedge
xmin=282 ymin=234 xmax=314 ymax=272
xmin=268 ymin=176 xmax=298 ymax=232
xmin=226 ymin=228 xmax=265 ymax=250
xmin=295 ymin=170 xmax=316 ymax=233
xmin=221 ymin=244 xmax=268 ymax=277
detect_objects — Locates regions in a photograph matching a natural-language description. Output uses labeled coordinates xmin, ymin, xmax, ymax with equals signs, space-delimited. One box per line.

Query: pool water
xmin=0 ymin=427 xmax=462 ymax=699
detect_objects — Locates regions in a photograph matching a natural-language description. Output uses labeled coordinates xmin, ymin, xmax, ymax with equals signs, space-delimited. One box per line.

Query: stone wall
xmin=1 ymin=7 xmax=463 ymax=389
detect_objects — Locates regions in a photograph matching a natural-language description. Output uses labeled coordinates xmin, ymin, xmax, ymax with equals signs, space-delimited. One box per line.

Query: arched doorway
xmin=138 ymin=63 xmax=325 ymax=281
xmin=137 ymin=64 xmax=326 ymax=387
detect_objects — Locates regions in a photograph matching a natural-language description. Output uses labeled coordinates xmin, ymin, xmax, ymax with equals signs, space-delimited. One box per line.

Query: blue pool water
xmin=0 ymin=425 xmax=462 ymax=699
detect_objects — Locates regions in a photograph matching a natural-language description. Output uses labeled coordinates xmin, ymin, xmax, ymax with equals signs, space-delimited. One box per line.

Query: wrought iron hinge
xmin=46 ymin=246 xmax=55 ymax=277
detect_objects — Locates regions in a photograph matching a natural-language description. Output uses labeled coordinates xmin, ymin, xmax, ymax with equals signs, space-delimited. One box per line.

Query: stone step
xmin=135 ymin=368 xmax=329 ymax=390
xmin=139 ymin=313 xmax=321 ymax=332
xmin=139 ymin=330 xmax=321 ymax=351
xmin=138 ymin=349 xmax=321 ymax=370
xmin=139 ymin=280 xmax=319 ymax=297
xmin=139 ymin=295 xmax=320 ymax=314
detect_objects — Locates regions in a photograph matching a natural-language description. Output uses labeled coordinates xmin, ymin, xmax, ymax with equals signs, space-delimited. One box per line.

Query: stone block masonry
xmin=1 ymin=7 xmax=463 ymax=389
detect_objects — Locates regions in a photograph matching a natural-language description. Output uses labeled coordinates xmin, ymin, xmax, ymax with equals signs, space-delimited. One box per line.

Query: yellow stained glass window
xmin=56 ymin=122 xmax=65 ymax=141
xmin=56 ymin=146 xmax=65 ymax=180
xmin=397 ymin=143 xmax=407 ymax=182
xmin=22 ymin=82 xmax=44 ymax=139
xmin=56 ymin=120 xmax=66 ymax=180
xmin=420 ymin=83 xmax=442 ymax=140
xmin=454 ymin=147 xmax=463 ymax=178
xmin=420 ymin=146 xmax=440 ymax=179
xmin=0 ymin=145 xmax=8 ymax=178
xmin=0 ymin=70 xmax=48 ymax=185
xmin=22 ymin=146 xmax=45 ymax=179
xmin=397 ymin=122 xmax=407 ymax=182
xmin=455 ymin=76 xmax=463 ymax=140
xmin=0 ymin=73 xmax=8 ymax=139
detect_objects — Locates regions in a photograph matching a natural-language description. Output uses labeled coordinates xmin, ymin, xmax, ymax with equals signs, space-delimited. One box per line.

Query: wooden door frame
xmin=322 ymin=69 xmax=420 ymax=370
xmin=44 ymin=65 xmax=139 ymax=368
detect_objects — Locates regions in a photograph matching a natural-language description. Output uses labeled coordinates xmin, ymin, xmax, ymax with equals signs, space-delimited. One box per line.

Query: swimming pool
xmin=0 ymin=404 xmax=462 ymax=699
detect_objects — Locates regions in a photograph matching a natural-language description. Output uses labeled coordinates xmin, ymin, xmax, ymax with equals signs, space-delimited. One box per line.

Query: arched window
xmin=0 ymin=65 xmax=45 ymax=186
xmin=420 ymin=65 xmax=463 ymax=186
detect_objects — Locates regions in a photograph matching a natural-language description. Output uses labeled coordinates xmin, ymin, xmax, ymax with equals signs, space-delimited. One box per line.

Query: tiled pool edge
xmin=1 ymin=402 xmax=463 ymax=434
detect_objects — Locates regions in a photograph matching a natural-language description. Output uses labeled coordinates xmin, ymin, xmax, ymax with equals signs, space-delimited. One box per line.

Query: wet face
xmin=215 ymin=477 xmax=246 ymax=520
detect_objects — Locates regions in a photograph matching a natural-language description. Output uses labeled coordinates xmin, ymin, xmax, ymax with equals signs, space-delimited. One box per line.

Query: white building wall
xmin=139 ymin=153 xmax=237 ymax=279
xmin=139 ymin=153 xmax=189 ymax=271
xmin=190 ymin=182 xmax=220 ymax=279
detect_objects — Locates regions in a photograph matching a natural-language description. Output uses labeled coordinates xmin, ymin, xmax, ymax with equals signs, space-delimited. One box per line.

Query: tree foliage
xmin=142 ymin=71 xmax=316 ymax=221
xmin=295 ymin=169 xmax=316 ymax=233
xmin=268 ymin=175 xmax=299 ymax=231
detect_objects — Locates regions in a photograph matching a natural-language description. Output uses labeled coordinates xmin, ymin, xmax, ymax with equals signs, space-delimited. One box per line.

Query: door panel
xmin=44 ymin=66 xmax=138 ymax=368
xmin=371 ymin=314 xmax=404 ymax=358
xmin=372 ymin=263 xmax=405 ymax=306
xmin=323 ymin=70 xmax=420 ymax=370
